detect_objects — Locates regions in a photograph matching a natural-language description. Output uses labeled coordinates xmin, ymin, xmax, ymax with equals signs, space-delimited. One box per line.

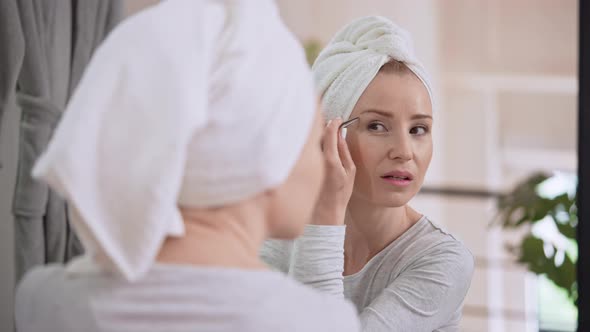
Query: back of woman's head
xmin=32 ymin=0 xmax=320 ymax=281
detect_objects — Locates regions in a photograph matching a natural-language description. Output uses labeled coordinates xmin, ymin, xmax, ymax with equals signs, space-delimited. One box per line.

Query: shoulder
xmin=255 ymin=275 xmax=360 ymax=331
xmin=16 ymin=264 xmax=68 ymax=302
xmin=405 ymin=217 xmax=475 ymax=285
xmin=379 ymin=216 xmax=474 ymax=284
xmin=15 ymin=264 xmax=70 ymax=328
xmin=424 ymin=218 xmax=474 ymax=273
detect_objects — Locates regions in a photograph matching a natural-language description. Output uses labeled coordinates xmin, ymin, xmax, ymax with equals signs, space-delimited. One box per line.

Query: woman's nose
xmin=387 ymin=133 xmax=412 ymax=161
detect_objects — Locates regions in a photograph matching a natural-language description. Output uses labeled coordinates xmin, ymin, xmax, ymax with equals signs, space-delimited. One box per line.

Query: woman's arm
xmin=290 ymin=225 xmax=347 ymax=297
xmin=260 ymin=224 xmax=346 ymax=296
xmin=262 ymin=118 xmax=353 ymax=291
xmin=260 ymin=239 xmax=294 ymax=274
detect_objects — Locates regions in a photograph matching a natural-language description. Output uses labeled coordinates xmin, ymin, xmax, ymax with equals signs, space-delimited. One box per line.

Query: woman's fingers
xmin=324 ymin=118 xmax=356 ymax=175
xmin=338 ymin=133 xmax=356 ymax=175
xmin=323 ymin=118 xmax=342 ymax=167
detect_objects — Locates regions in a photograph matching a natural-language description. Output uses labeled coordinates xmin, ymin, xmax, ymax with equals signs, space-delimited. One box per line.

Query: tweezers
xmin=339 ymin=117 xmax=360 ymax=130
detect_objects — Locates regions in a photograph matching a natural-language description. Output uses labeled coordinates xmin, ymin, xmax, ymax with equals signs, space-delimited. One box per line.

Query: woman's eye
xmin=410 ymin=126 xmax=428 ymax=135
xmin=367 ymin=122 xmax=387 ymax=132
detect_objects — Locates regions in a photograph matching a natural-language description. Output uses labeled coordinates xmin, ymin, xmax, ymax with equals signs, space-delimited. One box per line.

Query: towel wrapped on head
xmin=32 ymin=0 xmax=316 ymax=281
xmin=312 ymin=16 xmax=434 ymax=121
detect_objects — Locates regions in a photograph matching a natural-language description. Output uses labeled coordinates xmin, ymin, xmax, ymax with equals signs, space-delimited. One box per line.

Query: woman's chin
xmin=371 ymin=194 xmax=413 ymax=208
xmin=351 ymin=188 xmax=418 ymax=208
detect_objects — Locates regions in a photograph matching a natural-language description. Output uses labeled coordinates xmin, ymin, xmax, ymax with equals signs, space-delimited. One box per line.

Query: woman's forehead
xmin=352 ymin=73 xmax=433 ymax=118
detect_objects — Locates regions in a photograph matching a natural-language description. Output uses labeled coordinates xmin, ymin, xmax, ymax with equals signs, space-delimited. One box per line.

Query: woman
xmin=14 ymin=1 xmax=360 ymax=331
xmin=262 ymin=16 xmax=474 ymax=331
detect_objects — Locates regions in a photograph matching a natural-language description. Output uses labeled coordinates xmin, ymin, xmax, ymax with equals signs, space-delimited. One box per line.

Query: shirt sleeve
xmin=260 ymin=238 xmax=295 ymax=274
xmin=290 ymin=225 xmax=346 ymax=297
xmin=260 ymin=225 xmax=346 ymax=297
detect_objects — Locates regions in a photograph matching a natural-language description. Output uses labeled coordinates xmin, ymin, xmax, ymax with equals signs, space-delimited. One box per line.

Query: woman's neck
xmin=343 ymin=197 xmax=422 ymax=276
xmin=156 ymin=207 xmax=268 ymax=270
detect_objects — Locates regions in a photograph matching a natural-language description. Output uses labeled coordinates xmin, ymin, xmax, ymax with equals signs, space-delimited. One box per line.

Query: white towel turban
xmin=312 ymin=16 xmax=433 ymax=121
xmin=32 ymin=0 xmax=316 ymax=281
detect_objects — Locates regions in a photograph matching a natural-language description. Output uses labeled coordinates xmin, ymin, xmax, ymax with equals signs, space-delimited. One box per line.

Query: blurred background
xmin=0 ymin=1 xmax=579 ymax=331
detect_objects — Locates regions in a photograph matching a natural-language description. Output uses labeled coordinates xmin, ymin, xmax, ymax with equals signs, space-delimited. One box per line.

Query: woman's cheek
xmin=348 ymin=135 xmax=375 ymax=165
xmin=414 ymin=139 xmax=434 ymax=179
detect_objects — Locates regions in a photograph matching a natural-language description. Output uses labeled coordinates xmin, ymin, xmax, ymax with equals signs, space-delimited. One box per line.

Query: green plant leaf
xmin=517 ymin=235 xmax=577 ymax=302
xmin=554 ymin=217 xmax=577 ymax=240
xmin=495 ymin=172 xmax=577 ymax=304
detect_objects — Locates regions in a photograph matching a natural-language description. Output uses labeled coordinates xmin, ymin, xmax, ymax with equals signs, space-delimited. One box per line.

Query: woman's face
xmin=346 ymin=66 xmax=433 ymax=207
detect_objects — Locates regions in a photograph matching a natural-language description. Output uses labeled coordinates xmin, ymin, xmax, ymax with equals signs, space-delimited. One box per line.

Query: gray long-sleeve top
xmin=15 ymin=262 xmax=361 ymax=332
xmin=261 ymin=216 xmax=475 ymax=332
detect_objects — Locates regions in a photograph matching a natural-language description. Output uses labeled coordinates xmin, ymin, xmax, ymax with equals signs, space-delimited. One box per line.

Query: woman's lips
xmin=381 ymin=171 xmax=414 ymax=187
xmin=381 ymin=176 xmax=413 ymax=187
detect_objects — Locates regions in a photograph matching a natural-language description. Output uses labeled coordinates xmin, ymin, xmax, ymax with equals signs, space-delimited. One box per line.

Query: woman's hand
xmin=311 ymin=118 xmax=356 ymax=225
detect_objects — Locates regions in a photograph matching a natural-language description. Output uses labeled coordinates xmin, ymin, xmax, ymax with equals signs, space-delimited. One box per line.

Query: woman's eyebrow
xmin=362 ymin=109 xmax=432 ymax=121
xmin=411 ymin=114 xmax=433 ymax=120
xmin=362 ymin=109 xmax=393 ymax=118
